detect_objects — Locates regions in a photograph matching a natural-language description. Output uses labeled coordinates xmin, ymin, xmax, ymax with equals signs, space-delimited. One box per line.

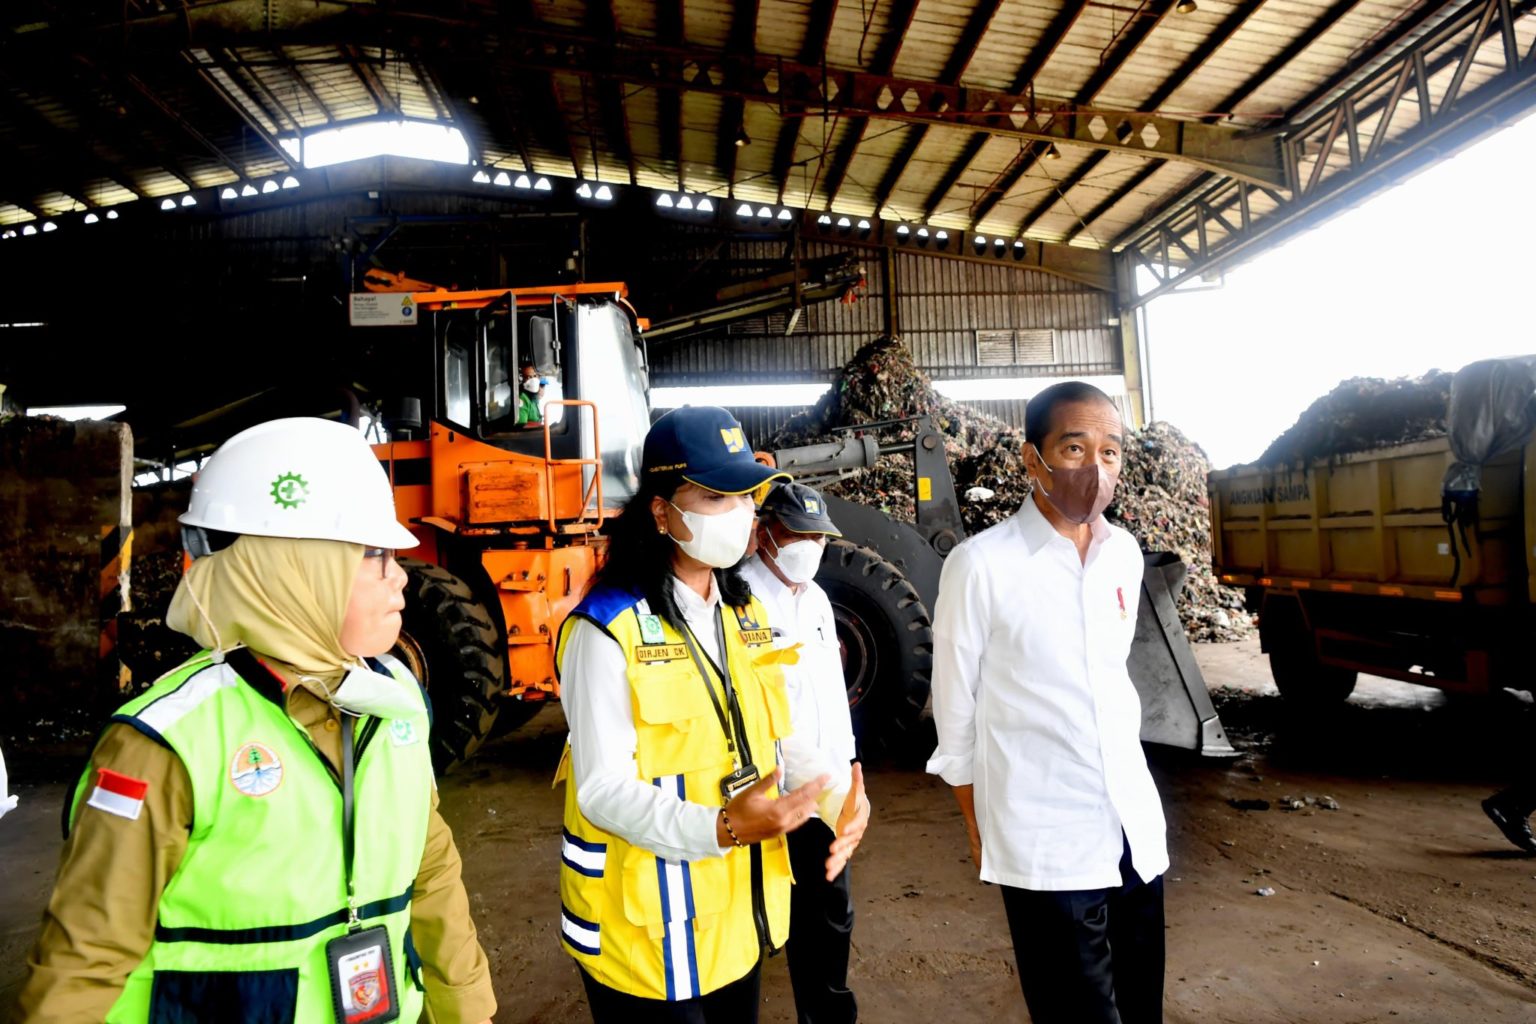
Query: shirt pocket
xmin=748 ymin=655 xmax=795 ymax=739
xmin=148 ymin=968 xmax=298 ymax=1024
xmin=630 ymin=666 xmax=729 ymax=778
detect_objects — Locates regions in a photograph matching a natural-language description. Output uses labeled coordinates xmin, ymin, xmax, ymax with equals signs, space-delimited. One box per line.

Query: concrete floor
xmin=4 ymin=641 xmax=1536 ymax=1022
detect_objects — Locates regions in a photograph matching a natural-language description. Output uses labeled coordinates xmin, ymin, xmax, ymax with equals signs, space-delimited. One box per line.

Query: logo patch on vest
xmin=389 ymin=719 xmax=420 ymax=746
xmin=638 ymin=613 xmax=665 ymax=645
xmin=734 ymin=607 xmax=762 ymax=631
xmin=636 ymin=643 xmax=690 ymax=663
xmin=230 ymin=742 xmax=283 ymax=797
xmin=739 ymin=628 xmax=772 ymax=647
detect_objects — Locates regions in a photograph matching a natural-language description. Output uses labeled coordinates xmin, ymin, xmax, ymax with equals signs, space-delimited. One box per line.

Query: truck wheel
xmin=1262 ymin=598 xmax=1357 ymax=706
xmin=392 ymin=559 xmax=506 ymax=773
xmin=815 ymin=540 xmax=933 ymax=752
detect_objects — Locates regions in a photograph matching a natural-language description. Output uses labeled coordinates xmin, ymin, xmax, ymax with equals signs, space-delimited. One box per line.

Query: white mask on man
xmin=522 ymin=377 xmax=542 ymax=395
xmin=668 ymin=500 xmax=756 ymax=568
xmin=768 ymin=536 xmax=825 ymax=583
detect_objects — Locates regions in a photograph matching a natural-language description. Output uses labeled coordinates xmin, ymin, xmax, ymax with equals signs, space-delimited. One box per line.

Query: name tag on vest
xmin=635 ymin=643 xmax=690 ymax=664
xmin=739 ymin=629 xmax=772 ymax=647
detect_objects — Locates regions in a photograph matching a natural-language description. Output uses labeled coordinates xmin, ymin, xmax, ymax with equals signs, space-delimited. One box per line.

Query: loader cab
xmin=418 ymin=285 xmax=651 ymax=502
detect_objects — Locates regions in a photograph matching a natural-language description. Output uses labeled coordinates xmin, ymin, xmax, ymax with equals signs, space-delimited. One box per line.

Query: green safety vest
xmin=71 ymin=650 xmax=434 ymax=1023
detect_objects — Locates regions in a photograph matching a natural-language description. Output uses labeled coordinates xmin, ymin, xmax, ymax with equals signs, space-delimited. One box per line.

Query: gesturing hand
xmin=717 ymin=767 xmax=829 ymax=847
xmin=824 ymin=762 xmax=869 ymax=881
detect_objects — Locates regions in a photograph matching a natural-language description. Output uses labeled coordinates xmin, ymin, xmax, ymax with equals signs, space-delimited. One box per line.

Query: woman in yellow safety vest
xmin=555 ymin=405 xmax=869 ymax=1023
xmin=16 ymin=416 xmax=496 ymax=1024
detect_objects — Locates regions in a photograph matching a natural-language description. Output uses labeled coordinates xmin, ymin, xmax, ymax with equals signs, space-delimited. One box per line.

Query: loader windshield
xmin=577 ymin=302 xmax=648 ymax=502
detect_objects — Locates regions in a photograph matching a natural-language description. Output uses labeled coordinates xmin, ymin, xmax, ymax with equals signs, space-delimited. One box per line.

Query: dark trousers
xmin=999 ymin=840 xmax=1165 ymax=1024
xmin=579 ymin=962 xmax=761 ymax=1024
xmin=785 ymin=819 xmax=858 ymax=1024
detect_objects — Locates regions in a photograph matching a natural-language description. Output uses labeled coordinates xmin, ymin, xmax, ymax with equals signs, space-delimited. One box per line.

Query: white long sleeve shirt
xmin=926 ymin=497 xmax=1169 ymax=890
xmin=739 ymin=556 xmax=855 ymax=825
xmin=560 ymin=573 xmax=829 ymax=863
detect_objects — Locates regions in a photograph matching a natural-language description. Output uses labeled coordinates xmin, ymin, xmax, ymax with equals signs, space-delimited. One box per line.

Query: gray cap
xmin=760 ymin=481 xmax=842 ymax=536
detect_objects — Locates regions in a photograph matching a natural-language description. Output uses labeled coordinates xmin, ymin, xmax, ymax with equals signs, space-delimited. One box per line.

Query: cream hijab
xmin=166 ymin=534 xmax=366 ymax=689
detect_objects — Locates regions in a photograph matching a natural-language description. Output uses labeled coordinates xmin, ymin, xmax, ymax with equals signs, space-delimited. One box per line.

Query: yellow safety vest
xmin=554 ymin=585 xmax=798 ymax=1000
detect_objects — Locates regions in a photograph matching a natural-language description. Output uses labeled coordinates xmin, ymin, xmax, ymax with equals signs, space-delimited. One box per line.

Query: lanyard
xmin=676 ymin=610 xmax=754 ymax=769
xmin=341 ymin=717 xmax=361 ymax=931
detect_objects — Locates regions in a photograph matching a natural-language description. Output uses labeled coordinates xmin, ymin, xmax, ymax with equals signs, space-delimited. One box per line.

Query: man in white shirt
xmin=740 ymin=481 xmax=863 ymax=1024
xmin=927 ymin=382 xmax=1168 ymax=1024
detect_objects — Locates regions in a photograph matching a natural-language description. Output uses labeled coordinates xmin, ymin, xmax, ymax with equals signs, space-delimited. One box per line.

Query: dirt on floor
xmin=4 ymin=640 xmax=1536 ymax=1022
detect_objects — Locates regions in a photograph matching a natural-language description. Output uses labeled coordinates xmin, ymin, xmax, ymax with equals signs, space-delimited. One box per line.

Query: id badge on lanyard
xmin=325 ymin=718 xmax=400 ymax=1023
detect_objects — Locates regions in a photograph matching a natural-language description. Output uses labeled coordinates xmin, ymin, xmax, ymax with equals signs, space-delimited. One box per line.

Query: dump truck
xmin=1207 ymin=357 xmax=1536 ymax=705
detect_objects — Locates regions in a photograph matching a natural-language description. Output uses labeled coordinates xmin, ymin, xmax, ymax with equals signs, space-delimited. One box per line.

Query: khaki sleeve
xmin=412 ymin=787 xmax=497 ymax=1024
xmin=13 ymin=725 xmax=193 ymax=1024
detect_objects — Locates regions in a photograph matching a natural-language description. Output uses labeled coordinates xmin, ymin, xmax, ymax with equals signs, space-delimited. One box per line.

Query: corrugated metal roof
xmin=0 ymin=0 xmax=1531 ymax=271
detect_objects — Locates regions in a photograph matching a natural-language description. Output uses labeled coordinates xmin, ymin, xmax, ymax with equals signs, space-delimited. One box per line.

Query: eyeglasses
xmin=362 ymin=547 xmax=396 ymax=579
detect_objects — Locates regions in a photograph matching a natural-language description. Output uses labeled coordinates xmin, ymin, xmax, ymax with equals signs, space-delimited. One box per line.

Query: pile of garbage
xmin=1257 ymin=370 xmax=1453 ymax=466
xmin=766 ymin=337 xmax=1251 ymax=642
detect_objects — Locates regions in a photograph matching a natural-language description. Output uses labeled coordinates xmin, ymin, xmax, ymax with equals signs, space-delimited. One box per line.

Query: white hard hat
xmin=180 ymin=417 xmax=417 ymax=549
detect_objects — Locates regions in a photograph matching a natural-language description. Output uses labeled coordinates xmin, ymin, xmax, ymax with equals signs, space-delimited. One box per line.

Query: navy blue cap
xmin=760 ymin=481 xmax=842 ymax=536
xmin=644 ymin=406 xmax=790 ymax=495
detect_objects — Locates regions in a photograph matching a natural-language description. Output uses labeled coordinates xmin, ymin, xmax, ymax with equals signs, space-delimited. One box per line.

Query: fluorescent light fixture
xmin=84 ymin=213 xmax=100 ymax=224
xmin=282 ymin=176 xmax=300 ymax=189
xmin=595 ymin=184 xmax=615 ymax=201
xmin=896 ymin=224 xmax=910 ymax=235
xmin=757 ymin=206 xmax=773 ymax=218
xmin=21 ymin=225 xmax=36 ymax=235
xmin=857 ymin=219 xmax=871 ymax=230
xmin=657 ymin=193 xmax=674 ymax=208
xmin=41 ymin=221 xmax=56 ymax=231
xmin=817 ymin=214 xmax=833 ymax=225
xmin=651 ymin=384 xmax=831 ymax=408
xmin=160 ymin=198 xmax=177 ymax=210
xmin=106 ymin=210 xmax=118 ymax=219
xmin=261 ymin=180 xmax=279 ymax=193
xmin=26 ymin=404 xmax=128 ymax=420
xmin=472 ymin=170 xmax=492 ymax=184
xmin=533 ymin=177 xmax=552 ymax=191
xmin=974 ymin=235 xmax=987 ymax=245
xmin=576 ymin=182 xmax=594 ymax=198
xmin=220 ymin=187 xmax=238 ymax=199
xmin=180 ymin=194 xmax=196 ymax=207
xmin=492 ymin=171 xmax=513 ymax=186
xmin=935 ymin=230 xmax=949 ymax=242
xmin=284 ymin=120 xmax=470 ymax=169
xmin=513 ymin=173 xmax=531 ymax=188
xmin=837 ymin=217 xmax=852 ymax=228
xmin=676 ymin=194 xmax=694 ymax=210
xmin=916 ymin=227 xmax=929 ymax=238
xmin=1 ymin=230 xmax=15 ymax=239
xmin=241 ymin=184 xmax=258 ymax=197
xmin=694 ymin=195 xmax=710 ymax=211
xmin=777 ymin=208 xmax=793 ymax=221
xmin=1014 ymin=239 xmax=1025 ymax=248
xmin=737 ymin=202 xmax=755 ymax=217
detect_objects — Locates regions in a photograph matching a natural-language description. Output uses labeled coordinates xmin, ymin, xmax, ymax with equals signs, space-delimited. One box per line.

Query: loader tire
xmin=815 ymin=539 xmax=933 ymax=753
xmin=392 ymin=559 xmax=506 ymax=774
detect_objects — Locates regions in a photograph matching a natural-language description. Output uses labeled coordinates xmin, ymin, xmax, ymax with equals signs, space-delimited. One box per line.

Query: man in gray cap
xmin=741 ymin=481 xmax=867 ymax=1024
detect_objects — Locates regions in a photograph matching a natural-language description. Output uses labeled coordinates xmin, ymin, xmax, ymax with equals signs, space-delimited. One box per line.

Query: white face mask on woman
xmin=668 ymin=499 xmax=756 ymax=568
xmin=766 ymin=535 xmax=825 ymax=583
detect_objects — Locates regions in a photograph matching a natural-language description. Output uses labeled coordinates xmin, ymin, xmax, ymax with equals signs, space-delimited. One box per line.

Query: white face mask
xmin=768 ymin=536 xmax=825 ymax=583
xmin=323 ymin=664 xmax=423 ymax=720
xmin=522 ymin=377 xmax=541 ymax=394
xmin=668 ymin=499 xmax=755 ymax=568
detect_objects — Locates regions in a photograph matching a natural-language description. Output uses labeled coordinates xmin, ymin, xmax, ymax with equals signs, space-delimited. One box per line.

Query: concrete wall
xmin=0 ymin=418 xmax=131 ymax=750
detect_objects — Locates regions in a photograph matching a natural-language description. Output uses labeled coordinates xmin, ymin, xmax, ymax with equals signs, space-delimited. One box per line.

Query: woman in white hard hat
xmin=553 ymin=406 xmax=868 ymax=1023
xmin=16 ymin=417 xmax=496 ymax=1024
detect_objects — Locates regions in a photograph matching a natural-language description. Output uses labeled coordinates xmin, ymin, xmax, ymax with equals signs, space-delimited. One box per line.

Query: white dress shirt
xmin=740 ymin=556 xmax=855 ymax=825
xmin=926 ymin=497 xmax=1169 ymax=890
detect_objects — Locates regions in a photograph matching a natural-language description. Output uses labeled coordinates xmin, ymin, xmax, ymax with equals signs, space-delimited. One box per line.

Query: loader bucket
xmin=1129 ymin=552 xmax=1237 ymax=757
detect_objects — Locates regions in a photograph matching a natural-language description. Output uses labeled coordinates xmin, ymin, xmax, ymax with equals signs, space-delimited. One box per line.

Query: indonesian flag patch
xmin=86 ymin=768 xmax=149 ymax=821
